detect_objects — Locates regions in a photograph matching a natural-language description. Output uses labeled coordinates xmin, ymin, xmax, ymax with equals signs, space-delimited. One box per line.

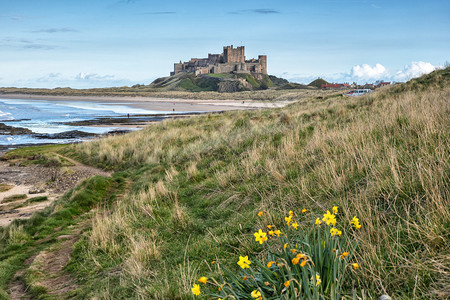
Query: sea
xmin=0 ymin=98 xmax=173 ymax=148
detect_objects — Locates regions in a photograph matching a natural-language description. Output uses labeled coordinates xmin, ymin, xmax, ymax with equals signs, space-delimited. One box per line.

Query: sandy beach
xmin=0 ymin=93 xmax=295 ymax=113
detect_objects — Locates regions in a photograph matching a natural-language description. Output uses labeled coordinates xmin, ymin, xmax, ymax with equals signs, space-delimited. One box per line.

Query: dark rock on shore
xmin=33 ymin=130 xmax=98 ymax=140
xmin=0 ymin=210 xmax=19 ymax=215
xmin=62 ymin=116 xmax=165 ymax=126
xmin=105 ymin=129 xmax=132 ymax=136
xmin=0 ymin=123 xmax=33 ymax=135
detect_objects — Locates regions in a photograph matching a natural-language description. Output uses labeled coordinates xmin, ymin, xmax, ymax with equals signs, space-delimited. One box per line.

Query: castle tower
xmin=258 ymin=55 xmax=267 ymax=74
xmin=223 ymin=45 xmax=245 ymax=63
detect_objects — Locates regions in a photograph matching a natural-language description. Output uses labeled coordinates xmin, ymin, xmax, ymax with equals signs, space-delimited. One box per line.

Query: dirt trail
xmin=8 ymin=270 xmax=30 ymax=300
xmin=52 ymin=152 xmax=111 ymax=178
xmin=8 ymin=227 xmax=84 ymax=299
xmin=0 ymin=153 xmax=111 ymax=227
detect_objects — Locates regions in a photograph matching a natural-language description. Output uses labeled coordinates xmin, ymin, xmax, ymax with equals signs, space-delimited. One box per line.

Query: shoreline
xmin=0 ymin=94 xmax=295 ymax=151
xmin=0 ymin=93 xmax=295 ymax=112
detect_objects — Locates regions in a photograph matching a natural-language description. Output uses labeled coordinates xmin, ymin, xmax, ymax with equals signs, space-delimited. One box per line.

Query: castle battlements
xmin=171 ymin=45 xmax=267 ymax=79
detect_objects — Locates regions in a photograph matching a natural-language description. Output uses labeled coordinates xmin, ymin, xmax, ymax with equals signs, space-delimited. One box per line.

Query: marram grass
xmin=64 ymin=68 xmax=448 ymax=299
xmin=0 ymin=68 xmax=448 ymax=299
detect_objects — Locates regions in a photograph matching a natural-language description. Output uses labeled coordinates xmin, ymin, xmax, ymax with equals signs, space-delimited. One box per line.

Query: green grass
xmin=2 ymin=194 xmax=27 ymax=203
xmin=1 ymin=144 xmax=72 ymax=167
xmin=0 ymin=185 xmax=13 ymax=193
xmin=26 ymin=196 xmax=48 ymax=204
xmin=205 ymin=73 xmax=233 ymax=79
xmin=0 ymin=174 xmax=126 ymax=299
xmin=0 ymin=67 xmax=448 ymax=299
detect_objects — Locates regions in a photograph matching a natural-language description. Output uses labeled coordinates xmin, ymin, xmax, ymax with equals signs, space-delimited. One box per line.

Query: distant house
xmin=321 ymin=83 xmax=351 ymax=89
xmin=377 ymin=81 xmax=391 ymax=87
xmin=363 ymin=83 xmax=375 ymax=89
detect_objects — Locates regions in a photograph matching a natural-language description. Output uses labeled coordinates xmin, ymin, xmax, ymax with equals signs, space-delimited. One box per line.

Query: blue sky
xmin=1 ymin=0 xmax=449 ymax=88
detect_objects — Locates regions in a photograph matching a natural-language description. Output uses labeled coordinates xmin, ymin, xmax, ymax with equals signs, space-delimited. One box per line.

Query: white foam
xmin=53 ymin=101 xmax=157 ymax=114
xmin=0 ymin=110 xmax=14 ymax=120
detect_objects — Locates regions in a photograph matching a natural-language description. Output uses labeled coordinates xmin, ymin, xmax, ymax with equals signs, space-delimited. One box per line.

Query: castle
xmin=170 ymin=45 xmax=267 ymax=79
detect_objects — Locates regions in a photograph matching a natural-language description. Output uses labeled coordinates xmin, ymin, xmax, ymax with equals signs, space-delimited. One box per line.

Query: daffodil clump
xmin=192 ymin=207 xmax=362 ymax=299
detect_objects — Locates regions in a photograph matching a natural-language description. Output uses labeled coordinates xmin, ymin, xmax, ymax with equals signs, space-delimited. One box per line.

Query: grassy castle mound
xmin=0 ymin=68 xmax=448 ymax=299
xmin=149 ymin=72 xmax=290 ymax=92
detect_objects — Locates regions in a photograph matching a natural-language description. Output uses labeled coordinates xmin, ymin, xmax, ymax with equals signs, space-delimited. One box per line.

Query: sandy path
xmin=0 ymin=200 xmax=53 ymax=227
xmin=0 ymin=184 xmax=48 ymax=203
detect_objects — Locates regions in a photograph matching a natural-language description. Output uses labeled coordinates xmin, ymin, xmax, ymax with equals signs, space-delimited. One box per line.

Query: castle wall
xmin=213 ymin=63 xmax=238 ymax=74
xmin=208 ymin=54 xmax=223 ymax=64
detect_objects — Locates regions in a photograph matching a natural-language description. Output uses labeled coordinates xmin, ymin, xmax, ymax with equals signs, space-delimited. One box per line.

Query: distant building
xmin=376 ymin=81 xmax=391 ymax=87
xmin=171 ymin=45 xmax=267 ymax=79
xmin=363 ymin=83 xmax=375 ymax=89
xmin=321 ymin=83 xmax=351 ymax=89
xmin=322 ymin=80 xmax=391 ymax=90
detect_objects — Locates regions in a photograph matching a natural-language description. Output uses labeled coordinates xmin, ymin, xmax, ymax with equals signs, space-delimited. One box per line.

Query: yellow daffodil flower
xmin=258 ymin=211 xmax=263 ymax=217
xmin=292 ymin=257 xmax=300 ymax=264
xmin=192 ymin=284 xmax=201 ymax=295
xmin=332 ymin=206 xmax=338 ymax=214
xmin=284 ymin=280 xmax=290 ymax=287
xmin=251 ymin=290 xmax=261 ymax=298
xmin=285 ymin=215 xmax=293 ymax=226
xmin=292 ymin=221 xmax=299 ymax=230
xmin=340 ymin=252 xmax=349 ymax=260
xmin=198 ymin=277 xmax=207 ymax=284
xmin=267 ymin=224 xmax=274 ymax=229
xmin=302 ymin=208 xmax=307 ymax=213
xmin=254 ymin=229 xmax=268 ymax=244
xmin=268 ymin=230 xmax=274 ymax=236
xmin=351 ymin=216 xmax=362 ymax=229
xmin=284 ymin=243 xmax=288 ymax=249
xmin=237 ymin=255 xmax=251 ymax=269
xmin=316 ymin=275 xmax=321 ymax=286
xmin=274 ymin=229 xmax=282 ymax=236
xmin=322 ymin=210 xmax=336 ymax=226
xmin=315 ymin=218 xmax=322 ymax=226
xmin=300 ymin=259 xmax=308 ymax=267
xmin=289 ymin=210 xmax=294 ymax=216
xmin=352 ymin=263 xmax=359 ymax=269
xmin=267 ymin=261 xmax=275 ymax=268
xmin=330 ymin=227 xmax=340 ymax=236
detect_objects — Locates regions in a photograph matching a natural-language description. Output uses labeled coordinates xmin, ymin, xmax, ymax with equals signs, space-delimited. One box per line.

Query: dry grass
xmin=69 ymin=69 xmax=449 ymax=298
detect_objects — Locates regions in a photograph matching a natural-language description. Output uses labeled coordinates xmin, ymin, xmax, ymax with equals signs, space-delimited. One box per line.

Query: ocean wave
xmin=0 ymin=110 xmax=14 ymax=121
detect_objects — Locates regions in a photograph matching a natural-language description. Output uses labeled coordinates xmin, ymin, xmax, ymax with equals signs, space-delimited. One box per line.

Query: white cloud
xmin=286 ymin=61 xmax=441 ymax=84
xmin=75 ymin=72 xmax=115 ymax=81
xmin=0 ymin=72 xmax=138 ymax=89
xmin=393 ymin=61 xmax=437 ymax=81
xmin=350 ymin=63 xmax=388 ymax=80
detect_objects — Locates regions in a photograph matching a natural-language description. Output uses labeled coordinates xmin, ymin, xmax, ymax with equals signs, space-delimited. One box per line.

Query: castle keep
xmin=171 ymin=45 xmax=267 ymax=79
